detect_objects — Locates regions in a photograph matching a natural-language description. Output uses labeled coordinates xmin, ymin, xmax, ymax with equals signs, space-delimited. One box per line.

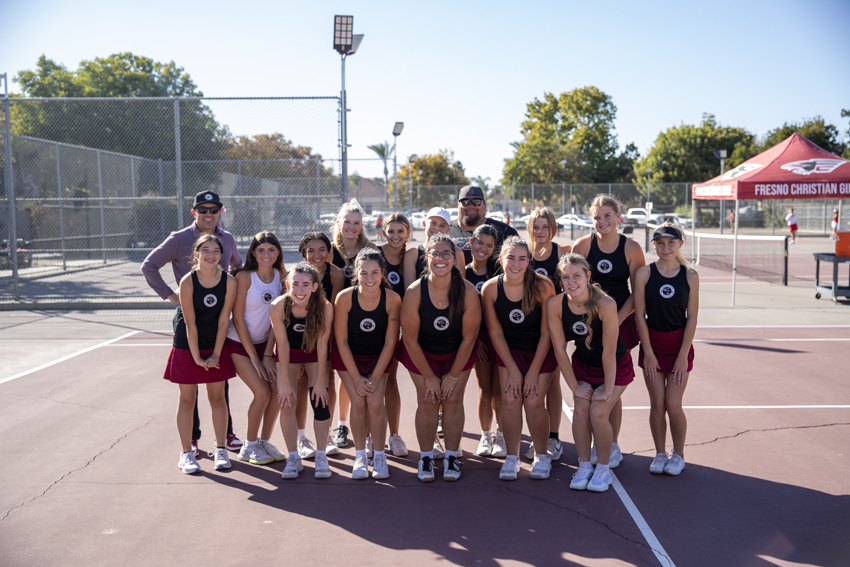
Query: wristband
xmin=447 ymin=373 xmax=459 ymax=381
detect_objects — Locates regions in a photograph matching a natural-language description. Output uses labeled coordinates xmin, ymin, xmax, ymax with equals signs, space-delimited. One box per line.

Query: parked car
xmin=623 ymin=208 xmax=662 ymax=227
xmin=556 ymin=213 xmax=594 ymax=229
xmin=657 ymin=214 xmax=694 ymax=229
xmin=409 ymin=211 xmax=427 ymax=229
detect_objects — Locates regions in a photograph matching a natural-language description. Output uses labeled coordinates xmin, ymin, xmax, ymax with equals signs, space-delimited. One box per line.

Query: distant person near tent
xmin=786 ymin=208 xmax=798 ymax=244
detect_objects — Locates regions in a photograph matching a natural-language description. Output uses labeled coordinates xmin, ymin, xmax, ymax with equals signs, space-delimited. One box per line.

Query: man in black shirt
xmin=448 ymin=185 xmax=518 ymax=263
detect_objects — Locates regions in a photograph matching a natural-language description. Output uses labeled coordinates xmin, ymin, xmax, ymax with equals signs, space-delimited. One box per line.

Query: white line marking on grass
xmin=561 ymin=399 xmax=675 ymax=567
xmin=0 ymin=331 xmax=140 ymax=386
xmin=621 ymin=405 xmax=850 ymax=410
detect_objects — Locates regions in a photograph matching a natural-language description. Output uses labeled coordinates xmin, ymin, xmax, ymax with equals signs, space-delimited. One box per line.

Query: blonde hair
xmin=587 ymin=194 xmax=622 ymax=219
xmin=499 ymin=236 xmax=549 ymax=316
xmin=527 ymin=207 xmax=558 ymax=253
xmin=556 ymin=253 xmax=609 ymax=350
xmin=332 ymin=199 xmax=371 ymax=269
xmin=282 ymin=263 xmax=328 ymax=352
xmin=655 ymin=222 xmax=687 ymax=266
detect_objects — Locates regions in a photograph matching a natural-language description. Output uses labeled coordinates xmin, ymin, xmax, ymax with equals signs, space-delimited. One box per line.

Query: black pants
xmin=192 ymin=380 xmax=235 ymax=440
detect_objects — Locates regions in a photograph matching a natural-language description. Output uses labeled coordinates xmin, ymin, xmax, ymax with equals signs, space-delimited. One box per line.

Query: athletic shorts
xmin=494 ymin=347 xmax=558 ymax=374
xmin=275 ymin=345 xmax=319 ymax=364
xmin=227 ymin=338 xmax=268 ymax=359
xmin=619 ymin=312 xmax=639 ymax=350
xmin=163 ymin=345 xmax=236 ymax=384
xmin=330 ymin=342 xmax=386 ymax=376
xmin=397 ymin=341 xmax=477 ymax=378
xmin=638 ymin=327 xmax=694 ymax=374
xmin=571 ymin=352 xmax=634 ymax=387
xmin=789 ymin=224 xmax=798 ymax=231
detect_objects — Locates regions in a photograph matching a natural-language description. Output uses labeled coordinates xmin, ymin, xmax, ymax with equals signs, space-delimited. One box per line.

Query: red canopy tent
xmin=690 ymin=133 xmax=849 ymax=304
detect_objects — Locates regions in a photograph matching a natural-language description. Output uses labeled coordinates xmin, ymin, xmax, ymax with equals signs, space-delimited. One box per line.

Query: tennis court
xmin=1 ymin=261 xmax=848 ymax=567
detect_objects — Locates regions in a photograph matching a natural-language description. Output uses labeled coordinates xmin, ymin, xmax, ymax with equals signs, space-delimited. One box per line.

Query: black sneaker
xmin=332 ymin=425 xmax=350 ymax=448
xmin=417 ymin=456 xmax=435 ymax=482
xmin=444 ymin=455 xmax=462 ymax=481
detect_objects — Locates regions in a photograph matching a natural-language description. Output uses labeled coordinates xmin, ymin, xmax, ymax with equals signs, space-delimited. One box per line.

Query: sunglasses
xmin=459 ymin=198 xmax=483 ymax=207
xmin=195 ymin=207 xmax=220 ymax=214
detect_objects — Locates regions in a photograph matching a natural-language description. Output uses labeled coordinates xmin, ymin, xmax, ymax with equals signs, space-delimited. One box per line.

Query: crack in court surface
xmin=0 ymin=399 xmax=154 ymax=523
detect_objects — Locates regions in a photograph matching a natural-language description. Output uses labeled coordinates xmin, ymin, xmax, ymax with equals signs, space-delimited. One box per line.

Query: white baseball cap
xmin=426 ymin=207 xmax=451 ymax=225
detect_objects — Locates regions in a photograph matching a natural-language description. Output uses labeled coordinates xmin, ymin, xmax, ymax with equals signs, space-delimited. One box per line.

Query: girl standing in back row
xmin=634 ymin=224 xmax=699 ymax=476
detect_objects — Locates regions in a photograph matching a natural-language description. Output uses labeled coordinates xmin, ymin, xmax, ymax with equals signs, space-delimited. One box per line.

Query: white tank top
xmin=227 ymin=270 xmax=281 ymax=344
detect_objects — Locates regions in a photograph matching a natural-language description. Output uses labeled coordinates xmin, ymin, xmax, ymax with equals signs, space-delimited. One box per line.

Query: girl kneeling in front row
xmin=333 ymin=249 xmax=402 ymax=480
xmin=271 ymin=264 xmax=335 ymax=480
xmin=548 ymin=254 xmax=634 ymax=493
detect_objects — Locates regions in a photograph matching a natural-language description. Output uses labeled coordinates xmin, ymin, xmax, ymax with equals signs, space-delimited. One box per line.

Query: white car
xmin=556 ymin=214 xmax=594 ymax=229
xmin=658 ymin=214 xmax=694 ymax=229
xmin=409 ymin=211 xmax=427 ymax=229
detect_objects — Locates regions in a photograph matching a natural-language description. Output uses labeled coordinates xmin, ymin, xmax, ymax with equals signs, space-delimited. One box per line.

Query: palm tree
xmin=470 ymin=175 xmax=491 ymax=191
xmin=368 ymin=141 xmax=392 ymax=206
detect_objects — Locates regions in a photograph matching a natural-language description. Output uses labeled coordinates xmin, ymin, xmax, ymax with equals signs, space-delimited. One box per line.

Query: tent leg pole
xmin=732 ymin=198 xmax=739 ymax=306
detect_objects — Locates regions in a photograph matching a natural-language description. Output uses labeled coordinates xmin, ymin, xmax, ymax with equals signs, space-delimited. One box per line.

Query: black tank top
xmin=494 ymin=275 xmax=543 ymax=351
xmin=346 ymin=287 xmax=388 ymax=356
xmin=532 ymin=242 xmax=562 ymax=293
xmin=320 ymin=264 xmax=334 ymax=302
xmin=286 ymin=313 xmax=308 ymax=351
xmin=173 ymin=270 xmax=228 ymax=350
xmin=414 ymin=245 xmax=427 ymax=279
xmin=587 ymin=234 xmax=631 ymax=309
xmin=561 ymin=295 xmax=626 ymax=367
xmin=379 ymin=246 xmax=406 ymax=298
xmin=417 ymin=277 xmax=463 ymax=355
xmin=332 ymin=244 xmax=356 ymax=288
xmin=464 ymin=262 xmax=495 ymax=295
xmin=645 ymin=263 xmax=689 ymax=332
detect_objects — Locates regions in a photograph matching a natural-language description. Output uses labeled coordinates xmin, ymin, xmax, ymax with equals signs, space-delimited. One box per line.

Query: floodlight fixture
xmin=334 ymin=16 xmax=354 ymax=54
xmin=393 ymin=122 xmax=404 ymax=137
xmin=409 ymin=154 xmax=419 ymax=163
xmin=713 ymin=149 xmax=728 ymax=160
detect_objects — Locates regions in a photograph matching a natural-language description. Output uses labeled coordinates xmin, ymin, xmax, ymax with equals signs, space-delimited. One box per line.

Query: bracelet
xmin=447 ymin=373 xmax=459 ymax=381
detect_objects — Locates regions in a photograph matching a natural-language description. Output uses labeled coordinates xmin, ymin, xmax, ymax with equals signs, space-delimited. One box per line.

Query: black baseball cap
xmin=652 ymin=226 xmax=682 ymax=241
xmin=193 ymin=191 xmax=223 ymax=208
xmin=458 ymin=185 xmax=485 ymax=201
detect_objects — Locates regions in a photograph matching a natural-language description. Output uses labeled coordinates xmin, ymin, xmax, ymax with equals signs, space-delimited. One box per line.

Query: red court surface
xmin=1 ymin=313 xmax=848 ymax=566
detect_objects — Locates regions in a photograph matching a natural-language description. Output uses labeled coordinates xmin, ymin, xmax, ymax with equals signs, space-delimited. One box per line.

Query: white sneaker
xmin=610 ymin=443 xmax=623 ymax=469
xmin=547 ymin=438 xmax=563 ymax=460
xmin=388 ymin=434 xmax=408 ymax=457
xmin=437 ymin=412 xmax=444 ymax=438
xmin=587 ymin=466 xmax=612 ymax=492
xmin=366 ymin=435 xmax=374 ymax=459
xmin=352 ymin=454 xmax=370 ymax=480
xmin=258 ymin=440 xmax=286 ymax=462
xmin=476 ymin=432 xmax=494 ymax=457
xmin=649 ymin=452 xmax=668 ymax=474
xmin=372 ymin=454 xmax=389 ymax=479
xmin=570 ymin=461 xmax=594 ymax=490
xmin=238 ymin=443 xmax=274 ymax=465
xmin=210 ymin=447 xmax=231 ymax=470
xmin=443 ymin=455 xmax=462 ymax=482
xmin=499 ymin=455 xmax=521 ymax=481
xmin=178 ymin=451 xmax=201 ymax=474
xmin=297 ymin=437 xmax=316 ymax=460
xmin=590 ymin=444 xmax=598 ymax=466
xmin=325 ymin=435 xmax=340 ymax=456
xmin=417 ymin=457 xmax=435 ymax=482
xmin=525 ymin=443 xmax=535 ymax=461
xmin=433 ymin=438 xmax=445 ymax=460
xmin=281 ymin=456 xmax=303 ymax=479
xmin=491 ymin=431 xmax=507 ymax=458
xmin=530 ymin=454 xmax=552 ymax=480
xmin=314 ymin=453 xmax=332 ymax=479
xmin=664 ymin=451 xmax=685 ymax=475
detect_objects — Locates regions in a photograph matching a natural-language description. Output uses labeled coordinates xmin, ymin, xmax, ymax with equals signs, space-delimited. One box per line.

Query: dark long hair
xmin=423 ymin=234 xmax=465 ymax=323
xmin=190 ymin=234 xmax=223 ymax=271
xmin=499 ymin=236 xmax=548 ymax=316
xmin=282 ymin=263 xmax=328 ymax=352
xmin=231 ymin=231 xmax=285 ymax=284
xmin=352 ymin=248 xmax=391 ymax=289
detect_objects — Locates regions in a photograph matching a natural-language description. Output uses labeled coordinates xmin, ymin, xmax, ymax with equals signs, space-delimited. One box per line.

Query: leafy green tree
xmin=762 ymin=116 xmax=846 ymax=157
xmin=502 ymin=86 xmax=635 ymax=184
xmin=843 ymin=110 xmax=850 ymax=159
xmin=222 ymin=133 xmax=332 ymax=181
xmin=397 ymin=150 xmax=469 ymax=209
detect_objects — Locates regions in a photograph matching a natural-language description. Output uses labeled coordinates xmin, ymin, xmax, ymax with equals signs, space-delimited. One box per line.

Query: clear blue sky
xmin=5 ymin=0 xmax=850 ymax=184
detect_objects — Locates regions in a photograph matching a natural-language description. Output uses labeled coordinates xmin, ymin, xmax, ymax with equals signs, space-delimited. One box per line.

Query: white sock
xmin=612 ymin=442 xmax=620 ymax=450
xmin=421 ymin=450 xmax=434 ymax=460
xmin=245 ymin=440 xmax=258 ymax=447
xmin=445 ymin=449 xmax=458 ymax=458
xmin=339 ymin=421 xmax=349 ymax=428
xmin=356 ymin=449 xmax=367 ymax=458
xmin=598 ymin=464 xmax=610 ymax=472
xmin=288 ymin=451 xmax=299 ymax=460
xmin=482 ymin=429 xmax=491 ymax=436
xmin=297 ymin=429 xmax=306 ymax=439
xmin=316 ymin=450 xmax=326 ymax=457
xmin=374 ymin=450 xmax=385 ymax=457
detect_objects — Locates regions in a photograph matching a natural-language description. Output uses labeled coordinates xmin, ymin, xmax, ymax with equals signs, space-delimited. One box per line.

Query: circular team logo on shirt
xmin=475 ymin=281 xmax=485 ymax=294
xmin=597 ymin=259 xmax=613 ymax=274
xmin=535 ymin=267 xmax=548 ymax=277
xmin=293 ymin=323 xmax=306 ymax=332
xmin=572 ymin=321 xmax=588 ymax=336
xmin=261 ymin=290 xmax=275 ymax=304
xmin=660 ymin=284 xmax=675 ymax=299
xmin=388 ymin=271 xmax=400 ymax=285
xmin=434 ymin=316 xmax=450 ymax=331
xmin=343 ymin=266 xmax=355 ymax=278
xmin=203 ymin=294 xmax=217 ymax=307
xmin=360 ymin=318 xmax=376 ymax=332
xmin=509 ymin=309 xmax=525 ymax=324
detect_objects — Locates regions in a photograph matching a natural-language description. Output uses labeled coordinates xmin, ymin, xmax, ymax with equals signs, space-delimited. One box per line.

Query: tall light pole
xmin=408 ymin=155 xmax=418 ymax=214
xmin=417 ymin=168 xmax=422 ymax=211
xmin=333 ymin=15 xmax=363 ymax=203
xmin=714 ymin=149 xmax=727 ymax=234
xmin=391 ymin=122 xmax=404 ymax=209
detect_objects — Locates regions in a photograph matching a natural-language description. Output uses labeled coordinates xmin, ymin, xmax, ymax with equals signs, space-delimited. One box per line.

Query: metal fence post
xmin=569 ymin=184 xmax=574 ymax=241
xmin=2 ymin=74 xmax=19 ymax=299
xmin=531 ymin=182 xmax=535 ymax=208
xmin=237 ymin=160 xmax=242 ymax=242
xmin=130 ymin=156 xmax=138 ymax=252
xmin=316 ymin=158 xmax=321 ymax=225
xmin=56 ymin=143 xmax=67 ymax=270
xmin=158 ymin=159 xmax=166 ymax=240
xmin=173 ymin=98 xmax=184 ymax=227
xmin=97 ymin=150 xmax=107 ymax=263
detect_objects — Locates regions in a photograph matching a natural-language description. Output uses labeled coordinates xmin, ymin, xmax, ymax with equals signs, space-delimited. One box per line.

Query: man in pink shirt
xmin=142 ymin=191 xmax=243 ymax=454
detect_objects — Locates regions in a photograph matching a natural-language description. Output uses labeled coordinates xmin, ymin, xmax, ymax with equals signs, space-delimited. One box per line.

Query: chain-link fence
xmin=1 ymin=96 xmax=342 ymax=300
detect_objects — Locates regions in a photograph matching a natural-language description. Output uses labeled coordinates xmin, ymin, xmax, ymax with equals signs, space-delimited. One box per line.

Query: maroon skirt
xmin=495 ymin=347 xmax=558 ymax=374
xmin=619 ymin=312 xmax=639 ymax=350
xmin=163 ymin=345 xmax=236 ymax=384
xmin=330 ymin=340 xmax=389 ymax=376
xmin=227 ymin=338 xmax=268 ymax=359
xmin=397 ymin=341 xmax=477 ymax=378
xmin=571 ymin=352 xmax=634 ymax=387
xmin=638 ymin=327 xmax=694 ymax=373
xmin=274 ymin=344 xmax=319 ymax=364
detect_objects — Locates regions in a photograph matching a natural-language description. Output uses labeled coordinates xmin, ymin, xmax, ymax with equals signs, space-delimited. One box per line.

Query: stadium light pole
xmin=714 ymin=149 xmax=727 ymax=234
xmin=333 ymin=15 xmax=364 ymax=203
xmin=417 ymin=168 xmax=422 ymax=211
xmin=391 ymin=122 xmax=404 ymax=209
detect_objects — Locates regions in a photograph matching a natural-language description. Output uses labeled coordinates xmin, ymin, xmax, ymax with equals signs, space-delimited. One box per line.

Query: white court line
xmin=561 ymin=399 xmax=675 ymax=567
xmin=105 ymin=344 xmax=171 ymax=346
xmin=694 ymin=338 xmax=850 ymax=342
xmin=698 ymin=325 xmax=850 ymax=329
xmin=622 ymin=405 xmax=850 ymax=410
xmin=0 ymin=331 xmax=140 ymax=386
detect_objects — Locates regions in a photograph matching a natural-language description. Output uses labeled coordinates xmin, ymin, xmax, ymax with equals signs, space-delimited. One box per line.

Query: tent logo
xmin=509 ymin=309 xmax=525 ymax=324
xmin=781 ymin=159 xmax=846 ymax=176
xmin=360 ymin=318 xmax=376 ymax=332
xmin=434 ymin=316 xmax=450 ymax=331
xmin=722 ymin=163 xmax=762 ymax=180
xmin=572 ymin=322 xmax=588 ymax=336
xmin=660 ymin=284 xmax=675 ymax=299
xmin=388 ymin=271 xmax=400 ymax=285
